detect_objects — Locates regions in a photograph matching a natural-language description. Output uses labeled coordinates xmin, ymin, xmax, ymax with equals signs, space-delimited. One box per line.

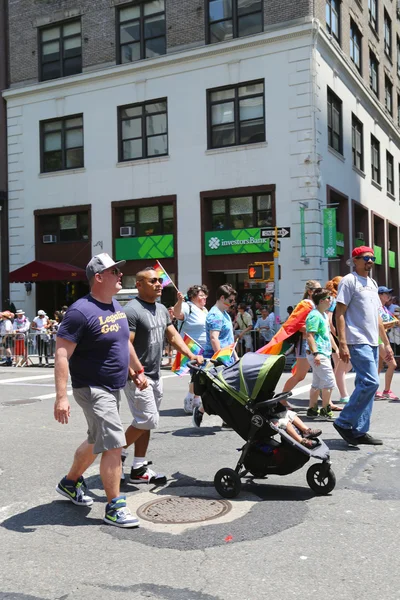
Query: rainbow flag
xmin=153 ymin=260 xmax=172 ymax=288
xmin=211 ymin=343 xmax=236 ymax=366
xmin=171 ymin=333 xmax=204 ymax=376
xmin=256 ymin=299 xmax=314 ymax=356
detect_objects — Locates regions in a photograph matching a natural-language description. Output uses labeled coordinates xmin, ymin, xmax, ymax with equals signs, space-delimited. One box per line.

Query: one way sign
xmin=260 ymin=227 xmax=291 ymax=239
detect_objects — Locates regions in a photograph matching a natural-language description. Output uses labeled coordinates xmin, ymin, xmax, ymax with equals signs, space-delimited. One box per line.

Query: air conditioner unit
xmin=120 ymin=226 xmax=135 ymax=237
xmin=356 ymin=232 xmax=364 ymax=240
xmin=43 ymin=234 xmax=57 ymax=243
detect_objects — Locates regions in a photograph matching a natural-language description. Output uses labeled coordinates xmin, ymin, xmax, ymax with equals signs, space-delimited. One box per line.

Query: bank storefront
xmin=201 ymin=184 xmax=276 ymax=304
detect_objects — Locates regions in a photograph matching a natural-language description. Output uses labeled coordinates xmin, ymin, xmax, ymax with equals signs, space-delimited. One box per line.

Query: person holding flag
xmin=122 ymin=266 xmax=204 ymax=484
xmin=192 ymin=284 xmax=237 ymax=428
xmin=173 ymin=284 xmax=209 ymax=413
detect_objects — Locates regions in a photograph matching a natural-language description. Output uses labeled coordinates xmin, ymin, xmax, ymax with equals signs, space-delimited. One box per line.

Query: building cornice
xmin=3 ymin=20 xmax=314 ymax=102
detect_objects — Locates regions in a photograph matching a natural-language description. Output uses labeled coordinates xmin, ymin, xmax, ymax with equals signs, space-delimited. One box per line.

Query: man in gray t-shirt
xmin=334 ymin=247 xmax=393 ymax=447
xmin=122 ymin=267 xmax=203 ymax=484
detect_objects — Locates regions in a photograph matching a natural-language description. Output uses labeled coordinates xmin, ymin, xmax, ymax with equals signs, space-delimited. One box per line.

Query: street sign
xmin=269 ymin=239 xmax=281 ymax=251
xmin=260 ymin=227 xmax=291 ymax=239
xmin=248 ymin=264 xmax=264 ymax=280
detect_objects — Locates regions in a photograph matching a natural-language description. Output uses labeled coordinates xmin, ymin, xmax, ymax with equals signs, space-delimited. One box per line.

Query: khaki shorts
xmin=272 ymin=409 xmax=297 ymax=430
xmin=307 ymin=354 xmax=336 ymax=390
xmin=73 ymin=386 xmax=126 ymax=455
xmin=124 ymin=377 xmax=163 ymax=430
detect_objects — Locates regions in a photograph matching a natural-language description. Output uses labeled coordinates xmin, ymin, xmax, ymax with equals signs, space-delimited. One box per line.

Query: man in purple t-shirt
xmin=53 ymin=253 xmax=147 ymax=528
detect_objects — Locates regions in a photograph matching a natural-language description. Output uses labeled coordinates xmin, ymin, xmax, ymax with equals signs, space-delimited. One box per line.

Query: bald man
xmin=122 ymin=267 xmax=203 ymax=484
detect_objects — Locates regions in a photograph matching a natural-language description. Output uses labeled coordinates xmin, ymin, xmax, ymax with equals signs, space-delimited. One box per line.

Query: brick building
xmin=3 ymin=0 xmax=400 ymax=316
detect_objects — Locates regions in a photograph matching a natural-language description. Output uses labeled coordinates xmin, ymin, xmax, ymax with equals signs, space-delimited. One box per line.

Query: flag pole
xmin=156 ymin=260 xmax=179 ymax=293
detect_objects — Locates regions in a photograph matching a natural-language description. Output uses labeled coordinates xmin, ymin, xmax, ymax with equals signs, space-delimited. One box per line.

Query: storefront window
xmin=120 ymin=204 xmax=174 ymax=236
xmin=162 ymin=205 xmax=174 ymax=233
xmin=257 ymin=195 xmax=272 ymax=226
xmin=211 ymin=194 xmax=273 ymax=230
xmin=40 ymin=212 xmax=89 ymax=242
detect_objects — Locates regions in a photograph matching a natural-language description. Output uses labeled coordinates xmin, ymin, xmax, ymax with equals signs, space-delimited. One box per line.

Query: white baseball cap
xmin=86 ymin=253 xmax=126 ymax=281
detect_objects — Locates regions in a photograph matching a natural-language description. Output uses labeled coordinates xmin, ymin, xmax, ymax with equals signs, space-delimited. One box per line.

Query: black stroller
xmin=190 ymin=353 xmax=336 ymax=498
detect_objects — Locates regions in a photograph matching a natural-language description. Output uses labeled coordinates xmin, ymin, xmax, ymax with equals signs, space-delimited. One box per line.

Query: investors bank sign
xmin=205 ymin=228 xmax=272 ymax=256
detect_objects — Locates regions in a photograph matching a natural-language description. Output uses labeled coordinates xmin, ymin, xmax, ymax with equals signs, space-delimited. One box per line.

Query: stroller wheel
xmin=214 ymin=468 xmax=241 ymax=499
xmin=306 ymin=464 xmax=336 ymax=495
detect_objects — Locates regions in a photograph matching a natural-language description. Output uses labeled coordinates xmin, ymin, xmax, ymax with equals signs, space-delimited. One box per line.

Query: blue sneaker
xmin=104 ymin=495 xmax=139 ymax=528
xmin=56 ymin=476 xmax=93 ymax=506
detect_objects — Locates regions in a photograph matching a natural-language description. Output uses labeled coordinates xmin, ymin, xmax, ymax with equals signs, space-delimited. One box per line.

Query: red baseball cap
xmin=352 ymin=246 xmax=374 ymax=257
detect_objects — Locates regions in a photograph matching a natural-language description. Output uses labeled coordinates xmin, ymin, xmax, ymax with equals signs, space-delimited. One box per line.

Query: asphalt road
xmin=0 ymin=364 xmax=400 ymax=600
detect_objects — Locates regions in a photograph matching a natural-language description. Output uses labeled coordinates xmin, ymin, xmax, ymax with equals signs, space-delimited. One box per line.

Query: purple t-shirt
xmin=57 ymin=294 xmax=130 ymax=391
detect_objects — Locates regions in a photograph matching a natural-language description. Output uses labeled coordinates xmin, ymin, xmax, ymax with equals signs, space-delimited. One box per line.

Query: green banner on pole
xmin=389 ymin=250 xmax=396 ymax=268
xmin=323 ymin=208 xmax=337 ymax=258
xmin=300 ymin=206 xmax=306 ymax=257
xmin=336 ymin=231 xmax=344 ymax=256
xmin=115 ymin=234 xmax=174 ymax=260
xmin=355 ymin=238 xmax=364 ymax=247
xmin=374 ymin=245 xmax=382 ymax=265
xmin=204 ymin=228 xmax=272 ymax=256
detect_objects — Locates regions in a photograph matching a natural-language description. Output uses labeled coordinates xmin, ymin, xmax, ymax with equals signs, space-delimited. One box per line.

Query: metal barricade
xmin=25 ymin=331 xmax=55 ymax=367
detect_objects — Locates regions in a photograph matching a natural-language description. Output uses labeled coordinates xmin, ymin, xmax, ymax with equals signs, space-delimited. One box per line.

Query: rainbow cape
xmin=211 ymin=342 xmax=236 ymax=366
xmin=256 ymin=300 xmax=314 ymax=356
xmin=171 ymin=333 xmax=204 ymax=376
xmin=153 ymin=260 xmax=172 ymax=288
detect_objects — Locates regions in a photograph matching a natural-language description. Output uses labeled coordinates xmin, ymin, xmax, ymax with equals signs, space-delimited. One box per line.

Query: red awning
xmin=9 ymin=260 xmax=87 ymax=283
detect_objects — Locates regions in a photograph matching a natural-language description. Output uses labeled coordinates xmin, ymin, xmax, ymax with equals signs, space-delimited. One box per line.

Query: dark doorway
xmin=327 ymin=187 xmax=349 ymax=279
xmin=387 ymin=222 xmax=399 ymax=292
xmin=35 ymin=281 xmax=88 ymax=316
xmin=372 ymin=213 xmax=386 ymax=285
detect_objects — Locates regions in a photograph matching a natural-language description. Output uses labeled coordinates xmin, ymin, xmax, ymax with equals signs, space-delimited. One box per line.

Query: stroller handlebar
xmin=253 ymin=391 xmax=292 ymax=410
xmin=188 ymin=358 xmax=220 ymax=372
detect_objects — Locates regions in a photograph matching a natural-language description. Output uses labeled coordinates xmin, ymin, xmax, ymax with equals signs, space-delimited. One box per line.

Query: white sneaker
xmin=183 ymin=394 xmax=193 ymax=414
xmin=192 ymin=396 xmax=201 ymax=409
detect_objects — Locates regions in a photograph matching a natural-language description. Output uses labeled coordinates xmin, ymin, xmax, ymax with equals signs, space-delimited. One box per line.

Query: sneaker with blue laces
xmin=104 ymin=495 xmax=140 ymax=528
xmin=56 ymin=476 xmax=93 ymax=506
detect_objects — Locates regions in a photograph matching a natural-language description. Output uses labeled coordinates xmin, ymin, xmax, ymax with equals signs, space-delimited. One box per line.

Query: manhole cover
xmin=137 ymin=496 xmax=231 ymax=524
xmin=1 ymin=399 xmax=41 ymax=406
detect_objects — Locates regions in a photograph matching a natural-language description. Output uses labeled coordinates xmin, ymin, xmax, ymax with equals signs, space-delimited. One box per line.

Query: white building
xmin=4 ymin=15 xmax=400 ymax=316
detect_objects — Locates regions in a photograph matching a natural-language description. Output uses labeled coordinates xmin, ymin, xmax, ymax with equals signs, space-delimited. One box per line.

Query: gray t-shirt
xmin=336 ymin=272 xmax=380 ymax=346
xmin=124 ymin=298 xmax=171 ymax=380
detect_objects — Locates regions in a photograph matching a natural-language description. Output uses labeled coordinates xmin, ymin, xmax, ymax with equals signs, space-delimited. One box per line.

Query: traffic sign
xmin=260 ymin=227 xmax=291 ymax=239
xmin=269 ymin=239 xmax=281 ymax=251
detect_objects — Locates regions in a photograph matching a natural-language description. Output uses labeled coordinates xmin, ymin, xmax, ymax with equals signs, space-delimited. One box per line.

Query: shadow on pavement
xmin=1 ymin=500 xmax=97 ymax=533
xmin=159 ymin=408 xmax=188 ymax=418
xmin=172 ymin=426 xmax=223 ymax=437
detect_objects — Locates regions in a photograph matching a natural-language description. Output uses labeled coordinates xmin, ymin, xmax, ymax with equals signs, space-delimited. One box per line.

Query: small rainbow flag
xmin=171 ymin=333 xmax=204 ymax=376
xmin=211 ymin=343 xmax=236 ymax=366
xmin=153 ymin=260 xmax=172 ymax=288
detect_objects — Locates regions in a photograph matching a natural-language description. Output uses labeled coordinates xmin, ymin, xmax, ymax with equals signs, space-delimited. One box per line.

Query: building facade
xmin=0 ymin=0 xmax=9 ymax=306
xmin=4 ymin=0 xmax=400 ymax=316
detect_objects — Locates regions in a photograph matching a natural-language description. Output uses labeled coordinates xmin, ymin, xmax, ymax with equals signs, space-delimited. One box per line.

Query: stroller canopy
xmin=215 ymin=353 xmax=286 ymax=405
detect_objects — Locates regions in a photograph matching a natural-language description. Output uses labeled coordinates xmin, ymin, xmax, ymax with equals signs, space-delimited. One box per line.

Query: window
xmin=369 ymin=51 xmax=379 ymax=96
xmin=371 ymin=135 xmax=380 ymax=184
xmin=368 ymin=0 xmax=377 ymax=31
xmin=207 ymin=0 xmax=263 ymax=44
xmin=211 ymin=194 xmax=272 ymax=230
xmin=387 ymin=151 xmax=394 ymax=196
xmin=352 ymin=114 xmax=364 ymax=171
xmin=120 ymin=204 xmax=174 ymax=236
xmin=118 ymin=99 xmax=168 ymax=161
xmin=384 ymin=10 xmax=392 ymax=58
xmin=40 ymin=115 xmax=84 ymax=173
xmin=327 ymin=87 xmax=342 ymax=154
xmin=326 ymin=0 xmax=340 ymax=43
xmin=39 ymin=20 xmax=82 ymax=81
xmin=207 ymin=80 xmax=265 ymax=149
xmin=385 ymin=75 xmax=393 ymax=115
xmin=41 ymin=212 xmax=89 ymax=242
xmin=118 ymin=1 xmax=166 ymax=64
xmin=350 ymin=20 xmax=362 ymax=73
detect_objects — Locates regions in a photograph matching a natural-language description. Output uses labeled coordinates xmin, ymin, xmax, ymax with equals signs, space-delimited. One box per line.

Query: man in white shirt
xmin=32 ymin=309 xmax=50 ymax=366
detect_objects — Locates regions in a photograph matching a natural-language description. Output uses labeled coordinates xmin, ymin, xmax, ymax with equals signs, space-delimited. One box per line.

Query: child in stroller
xmin=272 ymin=410 xmax=321 ymax=449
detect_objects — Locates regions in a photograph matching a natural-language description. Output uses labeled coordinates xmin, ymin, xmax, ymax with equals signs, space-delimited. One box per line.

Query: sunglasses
xmin=103 ymin=267 xmax=121 ymax=276
xmin=355 ymin=256 xmax=376 ymax=262
xmin=146 ymin=277 xmax=164 ymax=284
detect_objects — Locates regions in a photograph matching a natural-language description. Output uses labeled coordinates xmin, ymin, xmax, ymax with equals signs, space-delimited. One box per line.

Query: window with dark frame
xmin=117 ymin=0 xmax=166 ymax=64
xmin=118 ymin=99 xmax=168 ymax=161
xmin=39 ymin=20 xmax=82 ymax=81
xmin=387 ymin=151 xmax=394 ymax=196
xmin=371 ymin=135 xmax=381 ymax=184
xmin=352 ymin=114 xmax=364 ymax=172
xmin=207 ymin=80 xmax=265 ymax=149
xmin=385 ymin=75 xmax=393 ymax=115
xmin=350 ymin=19 xmax=362 ymax=73
xmin=384 ymin=10 xmax=392 ymax=59
xmin=368 ymin=0 xmax=377 ymax=31
xmin=327 ymin=87 xmax=343 ymax=154
xmin=40 ymin=115 xmax=84 ymax=173
xmin=120 ymin=204 xmax=174 ymax=236
xmin=40 ymin=212 xmax=89 ymax=243
xmin=326 ymin=0 xmax=340 ymax=43
xmin=210 ymin=194 xmax=273 ymax=230
xmin=207 ymin=0 xmax=263 ymax=44
xmin=369 ymin=51 xmax=379 ymax=96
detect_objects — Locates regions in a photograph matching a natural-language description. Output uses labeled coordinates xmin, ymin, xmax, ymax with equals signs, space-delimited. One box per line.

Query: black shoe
xmin=333 ymin=422 xmax=359 ymax=446
xmin=192 ymin=406 xmax=203 ymax=428
xmin=354 ymin=433 xmax=383 ymax=445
